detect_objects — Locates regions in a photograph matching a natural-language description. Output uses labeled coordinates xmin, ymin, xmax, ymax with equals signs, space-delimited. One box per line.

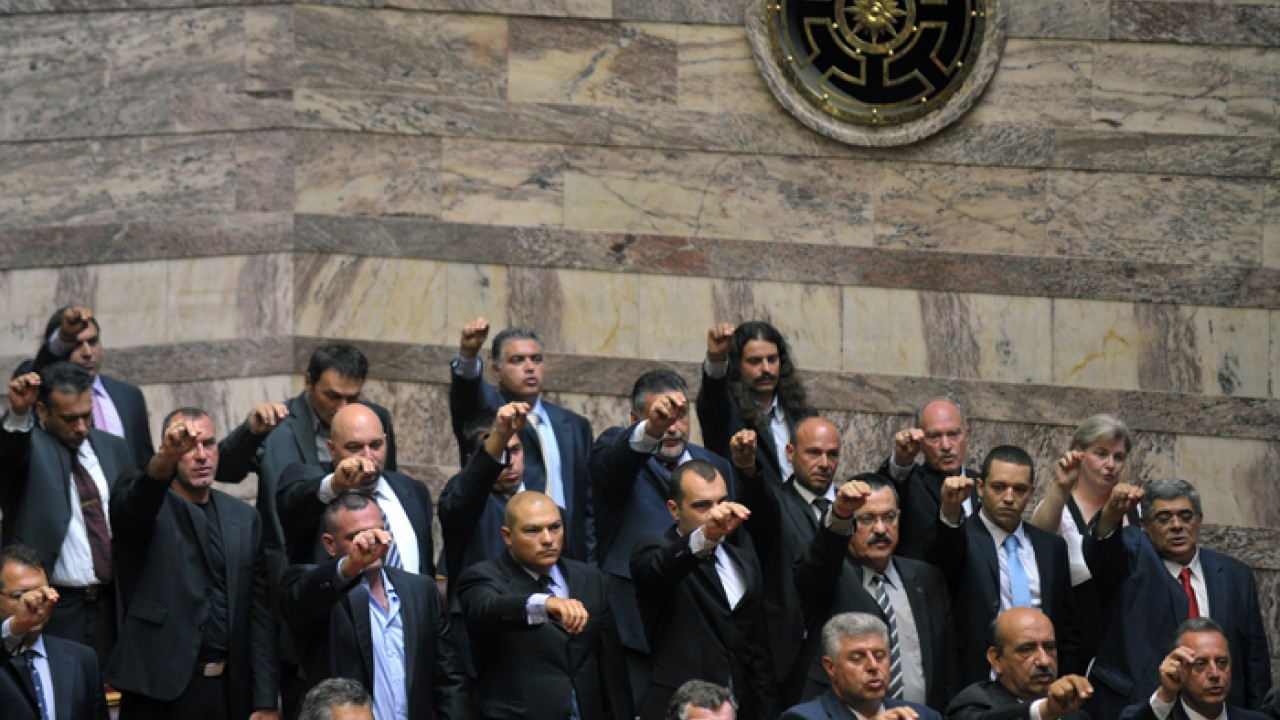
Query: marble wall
xmin=1 ymin=0 xmax=1277 ymax=673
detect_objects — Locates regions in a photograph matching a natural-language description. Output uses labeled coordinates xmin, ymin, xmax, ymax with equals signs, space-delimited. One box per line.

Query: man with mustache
xmin=947 ymin=608 xmax=1093 ymax=720
xmin=1119 ymin=619 xmax=1270 ymax=720
xmin=793 ymin=475 xmax=952 ymax=713
xmin=1085 ymin=479 xmax=1271 ymax=719
xmin=589 ymin=370 xmax=734 ymax=705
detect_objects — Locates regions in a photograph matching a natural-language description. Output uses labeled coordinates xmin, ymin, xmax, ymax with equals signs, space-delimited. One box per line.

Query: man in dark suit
xmin=729 ymin=417 xmax=841 ymax=706
xmin=630 ymin=459 xmax=775 ymax=720
xmin=456 ymin=491 xmax=633 ymax=720
xmin=665 ymin=680 xmax=737 ymax=719
xmin=277 ymin=403 xmax=433 ymax=575
xmin=1 ymin=363 xmax=134 ymax=666
xmin=794 ymin=475 xmax=952 ymax=712
xmin=696 ymin=321 xmax=814 ymax=484
xmin=1119 ymin=619 xmax=1270 ymax=720
xmin=449 ymin=318 xmax=593 ymax=561
xmin=108 ymin=408 xmax=278 ymax=719
xmin=588 ymin=370 xmax=734 ymax=704
xmin=877 ymin=397 xmax=981 ymax=561
xmin=928 ymin=446 xmax=1082 ymax=692
xmin=946 ymin=608 xmax=1093 ymax=720
xmin=1085 ymin=479 xmax=1271 ymax=719
xmin=16 ymin=305 xmax=153 ymax=471
xmin=0 ymin=544 xmax=108 ymax=720
xmin=781 ymin=612 xmax=942 ymax=720
xmin=280 ymin=492 xmax=472 ymax=720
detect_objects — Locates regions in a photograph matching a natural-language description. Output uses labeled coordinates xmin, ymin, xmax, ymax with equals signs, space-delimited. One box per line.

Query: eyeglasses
xmin=1149 ymin=510 xmax=1198 ymax=526
xmin=854 ymin=511 xmax=900 ymax=527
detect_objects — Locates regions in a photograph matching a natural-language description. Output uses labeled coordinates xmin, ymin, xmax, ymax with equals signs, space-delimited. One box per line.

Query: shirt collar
xmin=91 ymin=375 xmax=108 ymax=396
xmin=791 ymin=479 xmax=836 ymax=505
xmin=978 ymin=507 xmax=1027 ymax=548
xmin=1162 ymin=549 xmax=1204 ymax=580
xmin=1180 ymin=698 xmax=1226 ymax=720
xmin=860 ymin=560 xmax=902 ymax=589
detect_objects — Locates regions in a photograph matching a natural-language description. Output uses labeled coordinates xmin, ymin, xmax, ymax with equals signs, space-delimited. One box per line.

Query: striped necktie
xmin=872 ymin=573 xmax=904 ymax=699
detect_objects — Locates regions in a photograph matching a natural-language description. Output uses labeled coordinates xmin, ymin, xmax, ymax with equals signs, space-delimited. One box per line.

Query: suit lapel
xmin=782 ymin=482 xmax=819 ymax=533
xmin=5 ymin=653 xmax=39 ymax=709
xmin=1029 ymin=530 xmax=1055 ymax=615
xmin=1200 ymin=551 xmax=1227 ymax=621
xmin=971 ymin=518 xmax=1000 ymax=587
xmin=551 ymin=406 xmax=575 ymax=515
xmin=48 ymin=645 xmax=74 ymax=720
xmin=895 ymin=560 xmax=934 ymax=685
xmin=289 ymin=394 xmax=320 ymax=466
xmin=517 ymin=425 xmax=546 ymax=493
xmin=347 ymin=583 xmax=376 ymax=681
xmin=180 ymin=498 xmax=216 ymax=575
xmin=386 ymin=474 xmax=428 ymax=558
xmin=393 ymin=570 xmax=418 ymax=689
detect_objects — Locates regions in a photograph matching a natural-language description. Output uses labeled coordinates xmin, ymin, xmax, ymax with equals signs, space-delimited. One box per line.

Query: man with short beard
xmin=589 ymin=370 xmax=734 ymax=705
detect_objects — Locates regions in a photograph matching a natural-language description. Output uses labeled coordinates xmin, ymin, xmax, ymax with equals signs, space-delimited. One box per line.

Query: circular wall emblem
xmin=747 ymin=0 xmax=1006 ymax=146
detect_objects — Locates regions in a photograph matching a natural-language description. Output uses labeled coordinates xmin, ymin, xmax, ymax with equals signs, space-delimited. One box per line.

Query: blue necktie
xmin=24 ymin=649 xmax=50 ymax=720
xmin=1004 ymin=534 xmax=1032 ymax=608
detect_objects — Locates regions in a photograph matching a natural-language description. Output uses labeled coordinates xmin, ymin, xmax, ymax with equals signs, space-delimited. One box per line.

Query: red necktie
xmin=1179 ymin=567 xmax=1199 ymax=619
xmin=70 ymin=456 xmax=112 ymax=583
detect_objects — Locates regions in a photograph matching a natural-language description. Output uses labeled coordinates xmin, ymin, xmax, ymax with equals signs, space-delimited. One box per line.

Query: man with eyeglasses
xmin=1085 ymin=479 xmax=1271 ymax=719
xmin=792 ymin=474 xmax=953 ymax=713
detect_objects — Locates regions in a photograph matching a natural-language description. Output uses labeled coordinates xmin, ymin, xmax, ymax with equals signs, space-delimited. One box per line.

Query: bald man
xmin=457 ymin=492 xmax=632 ymax=720
xmin=276 ymin=404 xmax=435 ymax=574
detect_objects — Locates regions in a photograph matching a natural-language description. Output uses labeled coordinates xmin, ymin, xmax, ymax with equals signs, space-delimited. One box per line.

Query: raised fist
xmin=893 ymin=428 xmax=924 ymax=467
xmin=706 ymin=323 xmax=735 ymax=363
xmin=460 ymin=318 xmax=491 ymax=359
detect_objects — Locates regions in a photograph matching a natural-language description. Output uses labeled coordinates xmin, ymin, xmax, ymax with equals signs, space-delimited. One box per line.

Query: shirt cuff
xmin=703 ymin=358 xmax=729 ymax=379
xmin=317 ymin=473 xmax=338 ymax=503
xmin=1 ymin=618 xmax=20 ymax=655
xmin=1028 ymin=699 xmax=1046 ymax=720
xmin=629 ymin=422 xmax=662 ymax=453
xmin=526 ymin=593 xmax=551 ymax=625
xmin=1147 ymin=690 xmax=1175 ymax=719
xmin=689 ymin=526 xmax=718 ymax=557
xmin=2 ymin=411 xmax=33 ymax=433
xmin=452 ymin=355 xmax=482 ymax=379
xmin=825 ymin=511 xmax=855 ymax=535
xmin=939 ymin=507 xmax=963 ymax=528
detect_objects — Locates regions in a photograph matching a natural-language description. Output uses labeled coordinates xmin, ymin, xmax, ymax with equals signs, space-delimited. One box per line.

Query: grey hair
xmin=666 ymin=680 xmax=737 ymax=720
xmin=490 ymin=326 xmax=544 ymax=363
xmin=1071 ymin=414 xmax=1132 ymax=453
xmin=822 ymin=611 xmax=889 ymax=660
xmin=1140 ymin=478 xmax=1202 ymax=521
xmin=298 ymin=678 xmax=371 ymax=720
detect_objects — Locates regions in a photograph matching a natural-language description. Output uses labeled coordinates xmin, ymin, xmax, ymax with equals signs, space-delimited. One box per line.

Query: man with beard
xmin=878 ymin=398 xmax=981 ymax=561
xmin=947 ymin=608 xmax=1093 ymax=720
xmin=697 ymin=321 xmax=814 ymax=484
xmin=590 ymin=370 xmax=733 ymax=704
xmin=793 ymin=475 xmax=952 ymax=713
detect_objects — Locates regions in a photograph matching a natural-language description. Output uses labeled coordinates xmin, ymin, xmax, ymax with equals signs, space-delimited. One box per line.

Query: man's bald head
xmin=328 ymin=404 xmax=387 ymax=472
xmin=503 ymin=491 xmax=564 ymax=573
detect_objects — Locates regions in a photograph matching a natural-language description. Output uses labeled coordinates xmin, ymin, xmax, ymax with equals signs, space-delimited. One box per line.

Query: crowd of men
xmin=0 ymin=305 xmax=1276 ymax=720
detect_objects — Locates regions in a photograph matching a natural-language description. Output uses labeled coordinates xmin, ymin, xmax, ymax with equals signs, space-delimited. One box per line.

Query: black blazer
xmin=948 ymin=680 xmax=1092 ymax=720
xmin=456 ymin=553 xmax=633 ymax=720
xmin=794 ymin=526 xmax=953 ymax=713
xmin=438 ymin=450 xmax=512 ymax=592
xmin=0 ymin=636 xmax=108 ymax=720
xmin=276 ymin=464 xmax=435 ymax=575
xmin=1120 ymin=699 xmax=1271 ymax=720
xmin=695 ymin=366 xmax=813 ymax=483
xmin=449 ymin=372 xmax=594 ymax=562
xmin=630 ymin=526 xmax=776 ymax=720
xmin=0 ymin=421 xmax=134 ymax=569
xmin=1085 ymin=526 xmax=1272 ymax=720
xmin=107 ymin=473 xmax=277 ymax=716
xmin=280 ymin=559 xmax=474 ymax=720
xmin=876 ymin=457 xmax=981 ymax=562
xmin=928 ymin=514 xmax=1082 ymax=693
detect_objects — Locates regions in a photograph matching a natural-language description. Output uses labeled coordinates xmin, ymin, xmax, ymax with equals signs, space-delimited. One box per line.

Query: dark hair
xmin=306 ymin=343 xmax=369 ymax=383
xmin=1141 ymin=478 xmax=1203 ymax=521
xmin=727 ymin=321 xmax=810 ymax=424
xmin=161 ymin=406 xmax=209 ymax=432
xmin=298 ymin=678 xmax=371 ymax=720
xmin=490 ymin=327 xmax=544 ymax=364
xmin=1174 ymin=617 xmax=1224 ymax=649
xmin=40 ymin=306 xmax=101 ymax=347
xmin=0 ymin=545 xmax=46 ymax=576
xmin=666 ymin=680 xmax=737 ymax=720
xmin=630 ymin=370 xmax=688 ymax=414
xmin=849 ymin=471 xmax=899 ymax=507
xmin=980 ymin=445 xmax=1036 ymax=487
xmin=462 ymin=410 xmax=498 ymax=459
xmin=669 ymin=459 xmax=720 ymax=505
xmin=36 ymin=361 xmax=93 ymax=406
xmin=323 ymin=490 xmax=379 ymax=535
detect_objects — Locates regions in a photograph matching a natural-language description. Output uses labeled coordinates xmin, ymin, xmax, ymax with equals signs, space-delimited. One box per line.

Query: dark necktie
xmin=71 ymin=455 xmax=112 ymax=583
xmin=872 ymin=574 xmax=904 ymax=699
xmin=812 ymin=497 xmax=831 ymax=521
xmin=1180 ymin=567 xmax=1200 ymax=618
xmin=24 ymin=649 xmax=51 ymax=720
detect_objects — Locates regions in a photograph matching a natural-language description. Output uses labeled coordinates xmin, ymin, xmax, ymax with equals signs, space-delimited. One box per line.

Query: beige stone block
xmin=1092 ymin=43 xmax=1230 ymax=135
xmin=509 ymin=19 xmax=678 ymax=107
xmin=843 ymin=286 xmax=927 ymax=377
xmin=564 ymin=149 xmax=740 ymax=237
xmin=245 ymin=6 xmax=294 ymax=93
xmin=736 ymin=155 xmax=874 ymax=246
xmin=359 ymin=379 xmax=454 ymax=468
xmin=446 ymin=264 xmax=509 ymax=340
xmin=296 ymin=131 xmax=440 ymax=217
xmin=0 ymin=268 xmax=60 ymax=356
xmin=1265 ymin=182 xmax=1279 ymax=270
xmin=440 ymin=139 xmax=564 ymax=228
xmin=967 ymin=294 xmax=1055 ymax=384
xmin=1174 ymin=435 xmax=1280 ymax=529
xmin=166 ymin=254 xmax=291 ymax=343
xmin=676 ymin=25 xmax=775 ymax=114
xmin=1189 ymin=307 xmax=1270 ymax=398
xmin=1272 ymin=311 xmax=1280 ymax=400
xmin=544 ymin=392 xmax=632 ymax=437
xmin=712 ymin=280 xmax=843 ymax=372
xmin=294 ymin=255 xmax=449 ymax=343
xmin=1228 ymin=47 xmax=1279 ymax=137
xmin=556 ymin=269 xmax=640 ymax=358
xmin=1051 ymin=299 xmax=1140 ymax=390
xmin=94 ymin=262 xmax=170 ymax=348
xmin=632 ymin=275 xmax=716 ymax=362
xmin=96 ymin=135 xmax=238 ymax=220
xmin=875 ymin=164 xmax=1048 ymax=254
xmin=965 ymin=40 xmax=1094 ymax=128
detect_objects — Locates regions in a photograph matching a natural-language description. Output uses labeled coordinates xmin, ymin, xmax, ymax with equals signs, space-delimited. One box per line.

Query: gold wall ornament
xmin=746 ymin=0 xmax=1006 ymax=146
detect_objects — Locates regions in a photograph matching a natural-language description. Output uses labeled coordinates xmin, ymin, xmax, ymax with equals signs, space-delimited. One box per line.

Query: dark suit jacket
xmin=456 ymin=553 xmax=633 ymax=720
xmin=107 ymin=473 xmax=277 ymax=716
xmin=449 ymin=373 xmax=594 ymax=562
xmin=1085 ymin=525 xmax=1272 ymax=719
xmin=1119 ymin=698 xmax=1271 ymax=720
xmin=280 ymin=559 xmax=473 ymax=720
xmin=876 ymin=458 xmax=980 ymax=562
xmin=439 ymin=450 xmax=513 ymax=590
xmin=588 ymin=424 xmax=735 ymax=654
xmin=630 ymin=526 xmax=776 ymax=720
xmin=0 ymin=636 xmax=108 ymax=720
xmin=947 ymin=680 xmax=1092 ymax=720
xmin=929 ymin=515 xmax=1082 ymax=693
xmin=794 ymin=526 xmax=953 ymax=712
xmin=781 ymin=689 xmax=943 ymax=720
xmin=276 ymin=464 xmax=435 ymax=575
xmin=695 ymin=366 xmax=813 ymax=483
xmin=0 ymin=420 xmax=134 ymax=570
